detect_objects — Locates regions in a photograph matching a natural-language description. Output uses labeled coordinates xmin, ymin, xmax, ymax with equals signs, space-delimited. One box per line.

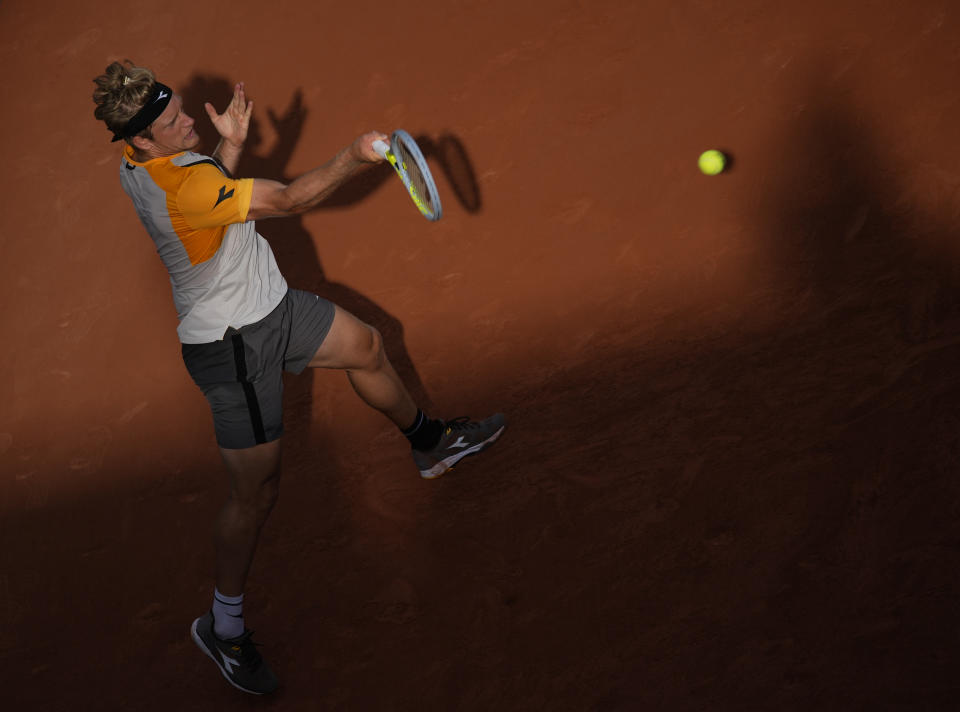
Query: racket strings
xmin=396 ymin=142 xmax=439 ymax=215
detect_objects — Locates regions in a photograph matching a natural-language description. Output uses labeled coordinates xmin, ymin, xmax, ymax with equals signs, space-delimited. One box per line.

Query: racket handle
xmin=372 ymin=139 xmax=389 ymax=159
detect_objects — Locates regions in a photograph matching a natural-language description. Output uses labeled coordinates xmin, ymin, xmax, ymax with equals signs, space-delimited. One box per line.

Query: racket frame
xmin=373 ymin=130 xmax=442 ymax=221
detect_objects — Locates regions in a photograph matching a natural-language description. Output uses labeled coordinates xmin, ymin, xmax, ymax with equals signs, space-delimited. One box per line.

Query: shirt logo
xmin=156 ymin=90 xmax=169 ymax=102
xmin=214 ymin=185 xmax=235 ymax=208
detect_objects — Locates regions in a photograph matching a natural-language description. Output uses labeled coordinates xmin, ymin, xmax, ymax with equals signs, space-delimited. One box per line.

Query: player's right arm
xmin=247 ymin=132 xmax=386 ymax=220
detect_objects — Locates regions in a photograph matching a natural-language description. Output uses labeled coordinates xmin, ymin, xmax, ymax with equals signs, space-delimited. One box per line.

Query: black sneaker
xmin=412 ymin=414 xmax=506 ymax=478
xmin=190 ymin=611 xmax=278 ymax=695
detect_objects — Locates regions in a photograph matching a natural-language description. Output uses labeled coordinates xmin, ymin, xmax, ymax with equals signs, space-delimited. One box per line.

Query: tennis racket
xmin=372 ymin=130 xmax=442 ymax=221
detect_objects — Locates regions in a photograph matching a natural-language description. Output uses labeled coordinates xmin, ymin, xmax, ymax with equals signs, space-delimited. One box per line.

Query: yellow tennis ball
xmin=698 ymin=150 xmax=726 ymax=175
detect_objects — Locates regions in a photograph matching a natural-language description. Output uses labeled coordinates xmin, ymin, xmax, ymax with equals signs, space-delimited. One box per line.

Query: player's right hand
xmin=353 ymin=132 xmax=388 ymax=163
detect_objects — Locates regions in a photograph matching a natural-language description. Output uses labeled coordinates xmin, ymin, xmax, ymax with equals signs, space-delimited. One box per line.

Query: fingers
xmin=226 ymin=82 xmax=252 ymax=120
xmin=356 ymin=131 xmax=389 ymax=162
xmin=204 ymin=102 xmax=218 ymax=121
xmin=233 ymin=82 xmax=244 ymax=111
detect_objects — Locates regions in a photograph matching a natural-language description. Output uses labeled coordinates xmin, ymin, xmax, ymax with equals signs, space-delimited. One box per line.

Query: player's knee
xmin=233 ymin=475 xmax=279 ymax=520
xmin=357 ymin=324 xmax=386 ymax=371
xmin=256 ymin=477 xmax=280 ymax=515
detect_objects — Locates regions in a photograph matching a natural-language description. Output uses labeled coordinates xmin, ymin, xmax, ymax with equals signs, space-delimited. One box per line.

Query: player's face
xmin=145 ymin=94 xmax=199 ymax=154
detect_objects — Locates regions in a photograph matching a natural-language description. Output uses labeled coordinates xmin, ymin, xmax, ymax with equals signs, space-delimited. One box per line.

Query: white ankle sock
xmin=212 ymin=588 xmax=244 ymax=640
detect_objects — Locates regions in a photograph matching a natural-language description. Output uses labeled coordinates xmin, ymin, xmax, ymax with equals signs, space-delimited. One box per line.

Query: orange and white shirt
xmin=119 ymin=145 xmax=287 ymax=344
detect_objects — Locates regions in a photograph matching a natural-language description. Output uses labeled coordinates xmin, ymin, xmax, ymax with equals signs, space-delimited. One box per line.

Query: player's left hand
xmin=205 ymin=82 xmax=253 ymax=147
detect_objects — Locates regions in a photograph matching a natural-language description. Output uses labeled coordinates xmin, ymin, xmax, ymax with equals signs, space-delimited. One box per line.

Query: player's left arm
xmin=205 ymin=82 xmax=253 ymax=176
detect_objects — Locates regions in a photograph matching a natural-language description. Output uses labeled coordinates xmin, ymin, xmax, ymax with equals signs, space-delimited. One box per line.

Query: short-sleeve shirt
xmin=119 ymin=145 xmax=288 ymax=344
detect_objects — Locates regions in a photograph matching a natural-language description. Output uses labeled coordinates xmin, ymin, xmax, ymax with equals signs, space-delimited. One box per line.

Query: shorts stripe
xmin=182 ymin=290 xmax=335 ymax=449
xmin=231 ymin=334 xmax=267 ymax=444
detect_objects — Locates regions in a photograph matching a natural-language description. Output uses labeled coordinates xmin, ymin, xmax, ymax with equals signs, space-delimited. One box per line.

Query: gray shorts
xmin=181 ymin=289 xmax=336 ymax=449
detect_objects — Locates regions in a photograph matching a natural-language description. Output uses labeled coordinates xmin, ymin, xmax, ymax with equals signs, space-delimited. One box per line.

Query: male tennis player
xmin=92 ymin=60 xmax=505 ymax=695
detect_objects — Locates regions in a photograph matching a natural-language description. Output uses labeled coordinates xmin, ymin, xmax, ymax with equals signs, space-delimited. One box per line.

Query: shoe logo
xmin=214 ymin=185 xmax=235 ymax=208
xmin=448 ymin=436 xmax=470 ymax=450
xmin=156 ymin=89 xmax=169 ymax=102
xmin=220 ymin=651 xmax=241 ymax=676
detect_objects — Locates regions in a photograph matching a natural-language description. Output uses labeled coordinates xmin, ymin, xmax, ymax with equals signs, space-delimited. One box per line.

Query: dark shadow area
xmin=178 ymin=75 xmax=434 ymax=416
xmin=417 ymin=133 xmax=483 ymax=213
xmin=0 ymin=441 xmax=352 ymax=710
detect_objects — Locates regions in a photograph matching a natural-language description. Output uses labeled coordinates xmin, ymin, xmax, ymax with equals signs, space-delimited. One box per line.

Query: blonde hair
xmin=92 ymin=60 xmax=157 ymax=141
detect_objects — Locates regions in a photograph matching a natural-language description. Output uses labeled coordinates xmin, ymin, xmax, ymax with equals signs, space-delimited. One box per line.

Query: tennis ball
xmin=698 ymin=150 xmax=726 ymax=175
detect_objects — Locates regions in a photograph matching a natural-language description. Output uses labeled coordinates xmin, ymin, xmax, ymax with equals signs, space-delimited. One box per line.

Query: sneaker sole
xmin=419 ymin=425 xmax=505 ymax=479
xmin=190 ymin=618 xmax=268 ymax=696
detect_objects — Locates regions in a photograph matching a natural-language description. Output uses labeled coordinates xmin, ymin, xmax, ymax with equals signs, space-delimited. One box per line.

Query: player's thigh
xmin=307 ymin=305 xmax=381 ymax=370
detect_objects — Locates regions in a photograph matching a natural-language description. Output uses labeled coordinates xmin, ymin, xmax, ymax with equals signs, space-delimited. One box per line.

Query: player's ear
xmin=129 ymin=135 xmax=153 ymax=152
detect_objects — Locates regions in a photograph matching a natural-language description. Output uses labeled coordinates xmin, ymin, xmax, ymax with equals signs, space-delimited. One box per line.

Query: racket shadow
xmin=179 ymin=76 xmax=435 ymax=424
xmin=415 ymin=133 xmax=483 ymax=214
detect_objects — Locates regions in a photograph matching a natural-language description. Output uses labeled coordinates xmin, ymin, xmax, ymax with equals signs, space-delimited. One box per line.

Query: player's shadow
xmin=179 ymin=75 xmax=436 ymax=441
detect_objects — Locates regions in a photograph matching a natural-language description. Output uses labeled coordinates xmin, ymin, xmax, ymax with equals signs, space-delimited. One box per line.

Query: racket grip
xmin=372 ymin=139 xmax=389 ymax=159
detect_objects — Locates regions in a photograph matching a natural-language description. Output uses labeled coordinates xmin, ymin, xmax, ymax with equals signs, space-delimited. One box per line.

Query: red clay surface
xmin=3 ymin=0 xmax=960 ymax=709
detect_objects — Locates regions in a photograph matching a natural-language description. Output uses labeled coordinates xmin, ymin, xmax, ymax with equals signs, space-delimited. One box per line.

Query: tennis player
xmin=92 ymin=60 xmax=505 ymax=695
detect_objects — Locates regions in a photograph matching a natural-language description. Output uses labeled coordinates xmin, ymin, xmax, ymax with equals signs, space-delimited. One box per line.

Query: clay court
xmin=3 ymin=0 xmax=960 ymax=708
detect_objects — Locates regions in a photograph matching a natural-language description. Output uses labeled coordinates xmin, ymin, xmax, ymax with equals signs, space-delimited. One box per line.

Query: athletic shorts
xmin=181 ymin=289 xmax=336 ymax=449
